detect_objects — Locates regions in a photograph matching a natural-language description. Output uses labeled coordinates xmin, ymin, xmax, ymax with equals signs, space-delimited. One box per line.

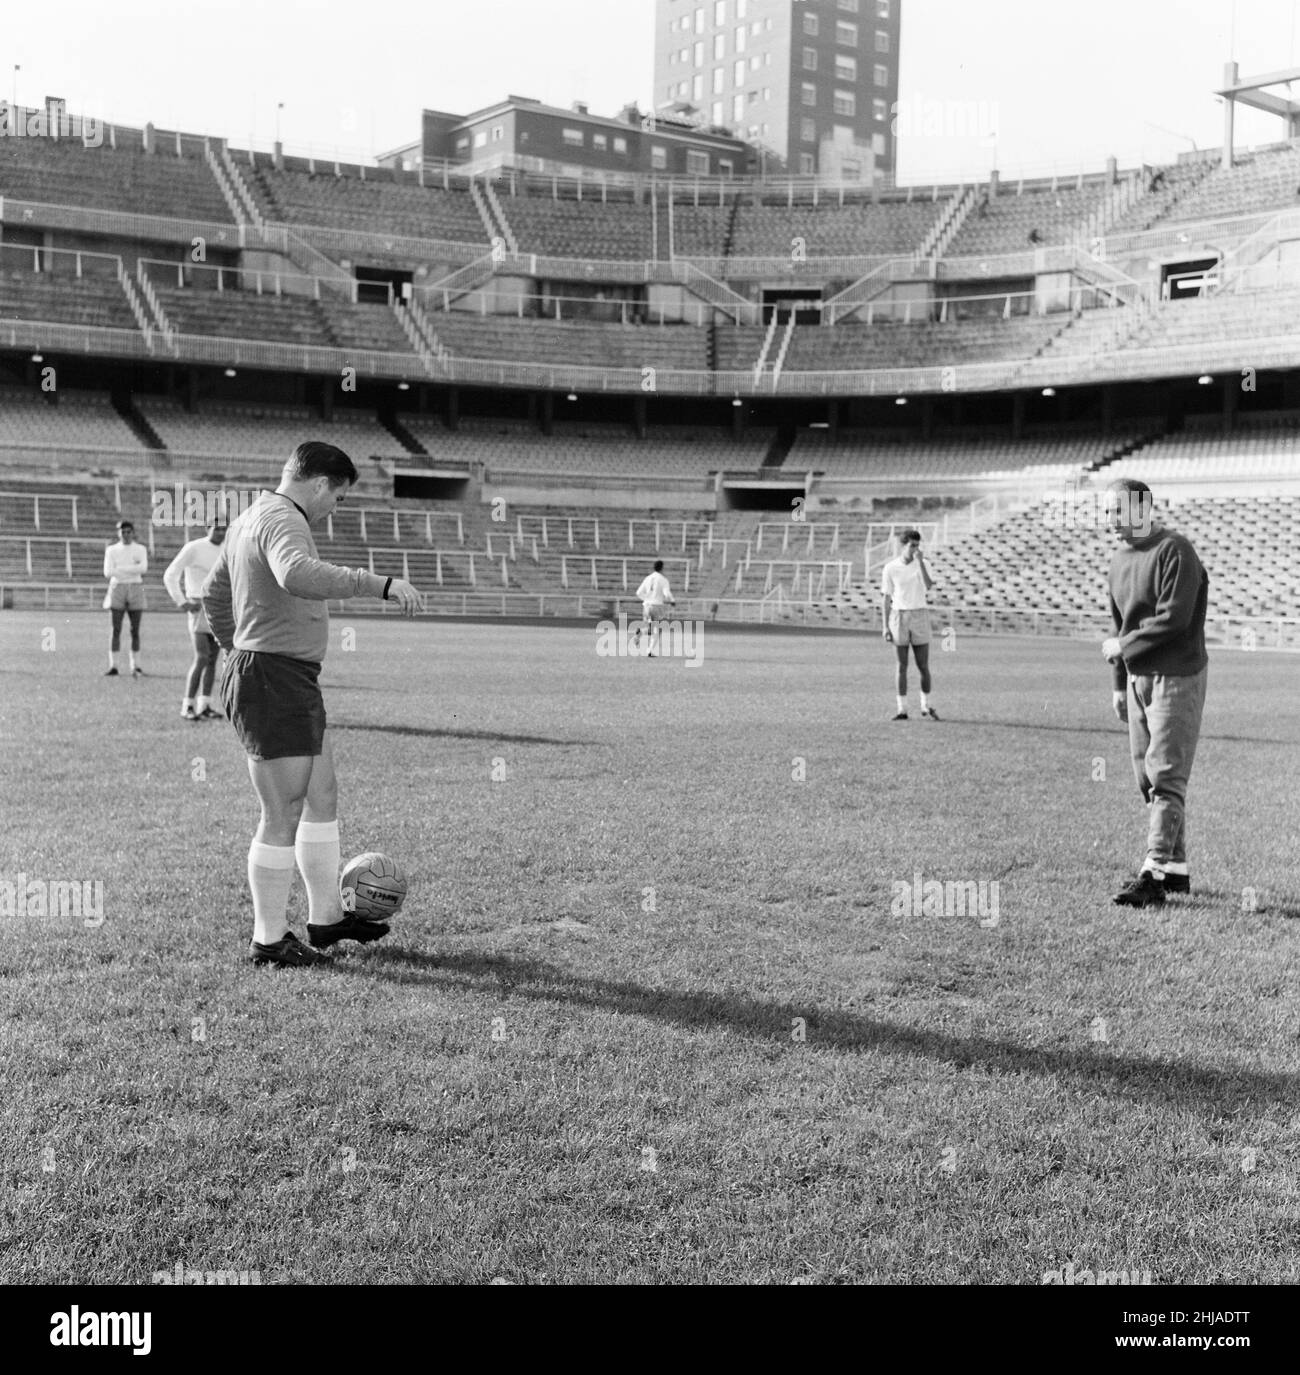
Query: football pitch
xmin=1 ymin=611 xmax=1297 ymax=1285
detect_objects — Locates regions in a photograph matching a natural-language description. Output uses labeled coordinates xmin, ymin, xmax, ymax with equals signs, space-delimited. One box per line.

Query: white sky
xmin=4 ymin=0 xmax=1298 ymax=181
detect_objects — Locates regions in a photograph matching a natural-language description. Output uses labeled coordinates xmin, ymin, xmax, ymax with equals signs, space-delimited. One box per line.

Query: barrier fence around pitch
xmin=3 ymin=582 xmax=1299 ymax=649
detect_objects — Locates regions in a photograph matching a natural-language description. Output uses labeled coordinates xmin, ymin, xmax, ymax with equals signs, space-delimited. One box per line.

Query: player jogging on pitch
xmin=103 ymin=519 xmax=148 ymax=677
xmin=164 ymin=517 xmax=227 ymax=720
xmin=635 ymin=558 xmax=676 ymax=657
xmin=202 ymin=442 xmax=421 ymax=967
xmin=881 ymin=529 xmax=938 ymax=720
xmin=1102 ymin=478 xmax=1209 ymax=908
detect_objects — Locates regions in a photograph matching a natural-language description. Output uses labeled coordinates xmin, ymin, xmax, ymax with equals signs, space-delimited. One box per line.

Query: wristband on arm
xmin=383 ymin=577 xmax=393 ymax=601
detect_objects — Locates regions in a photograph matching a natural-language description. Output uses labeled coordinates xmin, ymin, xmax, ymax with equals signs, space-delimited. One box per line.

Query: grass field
xmin=1 ymin=609 xmax=1297 ymax=1285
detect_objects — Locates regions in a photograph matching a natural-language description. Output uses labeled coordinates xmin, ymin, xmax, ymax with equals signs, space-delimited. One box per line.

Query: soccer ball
xmin=340 ymin=852 xmax=407 ymax=919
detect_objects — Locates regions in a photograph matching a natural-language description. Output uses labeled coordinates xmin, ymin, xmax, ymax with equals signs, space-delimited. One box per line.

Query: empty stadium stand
xmin=0 ymin=133 xmax=234 ymax=223
xmin=246 ymin=160 xmax=490 ymax=245
xmin=945 ymin=182 xmax=1110 ymax=257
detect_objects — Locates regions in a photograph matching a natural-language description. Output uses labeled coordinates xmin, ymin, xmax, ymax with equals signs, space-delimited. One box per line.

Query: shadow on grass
xmin=332 ymin=723 xmax=600 ymax=747
xmin=937 ymin=717 xmax=1299 ymax=746
xmin=352 ymin=948 xmax=1297 ymax=1116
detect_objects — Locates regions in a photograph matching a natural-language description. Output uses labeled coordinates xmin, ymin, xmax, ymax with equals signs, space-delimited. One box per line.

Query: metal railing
xmin=3 ymin=583 xmax=1298 ymax=648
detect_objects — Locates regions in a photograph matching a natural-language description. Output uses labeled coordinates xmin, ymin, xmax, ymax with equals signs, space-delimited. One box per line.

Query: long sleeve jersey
xmin=1108 ymin=527 xmax=1209 ymax=690
xmin=202 ymin=492 xmax=387 ymax=663
xmin=104 ymin=541 xmax=148 ymax=584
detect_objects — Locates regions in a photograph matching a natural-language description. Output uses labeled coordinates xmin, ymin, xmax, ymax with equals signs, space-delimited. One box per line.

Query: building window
xmin=750 ymin=19 xmax=761 ymax=34
xmin=593 ymin=132 xmax=607 ymax=150
xmin=876 ymin=30 xmax=889 ymax=52
xmin=562 ymin=128 xmax=583 ymax=147
xmin=687 ymin=148 xmax=710 ymax=174
xmin=872 ymin=131 xmax=886 ymax=155
xmin=836 ymin=20 xmax=858 ymax=45
xmin=803 ymin=11 xmax=819 ymax=34
xmin=801 ymin=82 xmax=817 ymax=106
xmin=750 ymin=55 xmax=760 ymax=70
xmin=714 ymin=0 xmax=727 ymax=23
xmin=874 ymin=63 xmax=888 ymax=85
xmin=719 ymin=157 xmax=734 ymax=175
xmin=651 ymin=144 xmax=668 ymax=169
xmin=839 ymin=0 xmax=860 ymax=10
xmin=873 ymin=97 xmax=887 ymax=121
xmin=456 ymin=136 xmax=470 ymax=152
xmin=833 ymin=90 xmax=856 ymax=116
xmin=736 ymin=0 xmax=746 ymax=16
xmin=694 ymin=40 xmax=704 ymax=64
xmin=751 ymin=89 xmax=761 ymax=103
xmin=735 ymin=25 xmax=746 ymax=52
xmin=711 ymin=99 xmax=724 ymax=124
xmin=693 ymin=73 xmax=704 ymax=99
xmin=492 ymin=125 xmax=504 ymax=142
xmin=835 ymin=55 xmax=857 ymax=81
xmin=679 ymin=81 xmax=690 ymax=96
xmin=473 ymin=130 xmax=487 ymax=148
xmin=732 ymin=93 xmax=745 ymax=121
xmin=614 ymin=136 xmax=628 ymax=154
xmin=713 ymin=32 xmax=725 ymax=59
xmin=842 ymin=160 xmax=861 ymax=177
xmin=681 ymin=47 xmax=690 ymax=63
xmin=800 ymin=153 xmax=815 ymax=173
xmin=694 ymin=7 xmax=704 ymax=34
xmin=761 ymin=86 xmax=770 ymax=100
xmin=876 ymin=0 xmax=889 ymax=16
xmin=734 ymin=59 xmax=746 ymax=85
xmin=803 ymin=47 xmax=818 ymax=70
xmin=801 ymin=118 xmax=817 ymax=142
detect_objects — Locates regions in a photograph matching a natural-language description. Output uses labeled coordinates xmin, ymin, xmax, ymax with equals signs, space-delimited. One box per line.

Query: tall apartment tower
xmin=653 ymin=0 xmax=900 ymax=182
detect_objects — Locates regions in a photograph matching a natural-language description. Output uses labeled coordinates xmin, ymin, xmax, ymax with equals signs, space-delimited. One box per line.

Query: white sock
xmin=1163 ymin=861 xmax=1189 ymax=876
xmin=249 ymin=841 xmax=296 ymax=946
xmin=295 ymin=819 xmax=342 ymax=926
xmin=196 ymin=695 xmax=210 ymax=713
xmin=897 ymin=695 xmax=907 ymax=712
xmin=1141 ymin=858 xmax=1167 ymax=880
xmin=108 ymin=651 xmax=119 ymax=669
xmin=181 ymin=697 xmax=195 ymax=713
xmin=129 ymin=653 xmax=140 ymax=671
xmin=921 ymin=692 xmax=931 ymax=710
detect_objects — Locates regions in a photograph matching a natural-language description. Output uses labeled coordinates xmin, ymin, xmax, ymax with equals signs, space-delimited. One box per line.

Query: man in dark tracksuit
xmin=1101 ymin=479 xmax=1209 ymax=908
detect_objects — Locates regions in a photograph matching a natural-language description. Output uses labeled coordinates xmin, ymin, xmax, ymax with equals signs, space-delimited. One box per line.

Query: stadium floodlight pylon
xmin=1216 ymin=61 xmax=1300 ymax=167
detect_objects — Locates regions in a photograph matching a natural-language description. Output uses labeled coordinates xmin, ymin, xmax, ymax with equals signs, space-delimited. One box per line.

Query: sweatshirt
xmin=1108 ymin=526 xmax=1209 ymax=690
xmin=202 ymin=492 xmax=387 ymax=663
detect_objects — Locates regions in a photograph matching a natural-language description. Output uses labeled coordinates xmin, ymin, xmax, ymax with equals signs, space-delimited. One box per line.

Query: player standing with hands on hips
xmin=202 ymin=442 xmax=422 ymax=967
xmin=1102 ymin=478 xmax=1209 ymax=908
xmin=103 ymin=519 xmax=148 ymax=677
xmin=881 ymin=529 xmax=938 ymax=720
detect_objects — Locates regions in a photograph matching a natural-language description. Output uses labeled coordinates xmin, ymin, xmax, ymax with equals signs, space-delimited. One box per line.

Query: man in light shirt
xmin=103 ymin=519 xmax=148 ymax=677
xmin=202 ymin=442 xmax=421 ymax=968
xmin=634 ymin=559 xmax=676 ymax=657
xmin=163 ymin=517 xmax=227 ymax=720
xmin=880 ymin=529 xmax=938 ymax=721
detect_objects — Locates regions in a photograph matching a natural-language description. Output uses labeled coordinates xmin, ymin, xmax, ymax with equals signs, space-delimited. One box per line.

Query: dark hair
xmin=287 ymin=441 xmax=357 ymax=488
xmin=653 ymin=559 xmax=664 ymax=572
xmin=1107 ymin=477 xmax=1154 ymax=513
xmin=117 ymin=520 xmax=134 ymax=531
xmin=900 ymin=529 xmax=921 ymax=544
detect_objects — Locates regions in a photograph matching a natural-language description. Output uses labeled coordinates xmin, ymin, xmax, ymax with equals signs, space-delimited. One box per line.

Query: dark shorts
xmin=221 ymin=650 xmax=326 ymax=762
